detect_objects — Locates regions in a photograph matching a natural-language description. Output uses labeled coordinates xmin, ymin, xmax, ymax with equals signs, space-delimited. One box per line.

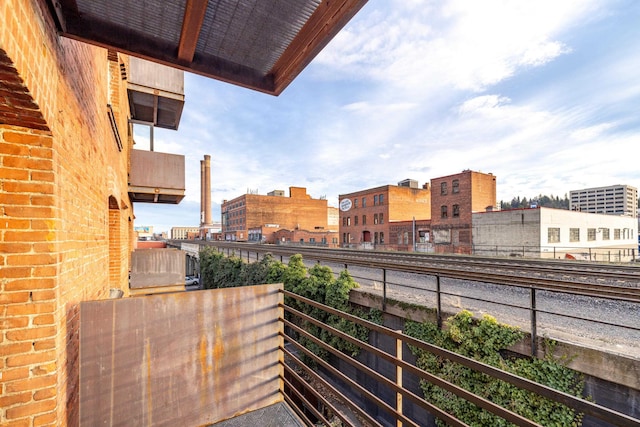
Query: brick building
xmin=273 ymin=228 xmax=340 ymax=248
xmin=430 ymin=170 xmax=497 ymax=254
xmin=221 ymin=187 xmax=329 ymax=241
xmin=1 ymin=1 xmax=365 ymax=425
xmin=1 ymin=3 xmax=137 ymax=424
xmin=338 ymin=179 xmax=432 ymax=250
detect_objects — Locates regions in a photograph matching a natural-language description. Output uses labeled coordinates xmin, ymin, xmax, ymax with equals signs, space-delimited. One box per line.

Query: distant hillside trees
xmin=500 ymin=194 xmax=570 ymax=210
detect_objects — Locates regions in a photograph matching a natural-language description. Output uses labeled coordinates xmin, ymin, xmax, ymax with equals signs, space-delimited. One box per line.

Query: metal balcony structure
xmin=46 ymin=0 xmax=368 ymax=96
xmin=128 ymin=149 xmax=185 ymax=204
xmin=78 ymin=284 xmax=638 ymax=426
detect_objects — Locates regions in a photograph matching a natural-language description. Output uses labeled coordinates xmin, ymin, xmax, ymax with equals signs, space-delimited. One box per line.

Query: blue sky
xmin=133 ymin=0 xmax=640 ymax=234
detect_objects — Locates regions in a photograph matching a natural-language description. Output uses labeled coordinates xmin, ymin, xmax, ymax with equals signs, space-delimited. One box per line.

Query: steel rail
xmin=200 ymin=241 xmax=640 ymax=302
xmin=199 ymin=241 xmax=640 ymax=280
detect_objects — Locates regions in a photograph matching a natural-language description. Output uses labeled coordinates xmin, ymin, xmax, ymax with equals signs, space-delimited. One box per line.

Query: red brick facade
xmin=273 ymin=229 xmax=340 ymax=247
xmin=430 ymin=170 xmax=496 ymax=254
xmin=1 ymin=1 xmax=134 ymax=425
xmin=338 ymin=184 xmax=432 ymax=250
xmin=222 ymin=187 xmax=329 ymax=241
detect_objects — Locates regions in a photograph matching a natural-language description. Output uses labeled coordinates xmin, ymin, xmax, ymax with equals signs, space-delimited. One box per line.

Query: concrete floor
xmin=209 ymin=402 xmax=306 ymax=427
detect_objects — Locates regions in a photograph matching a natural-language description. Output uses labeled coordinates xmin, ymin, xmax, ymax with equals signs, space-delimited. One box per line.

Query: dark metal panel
xmin=79 ymin=284 xmax=284 ymax=426
xmin=45 ymin=0 xmax=369 ymax=95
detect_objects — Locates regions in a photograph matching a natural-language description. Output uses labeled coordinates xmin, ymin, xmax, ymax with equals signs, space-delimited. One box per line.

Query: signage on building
xmin=339 ymin=198 xmax=352 ymax=212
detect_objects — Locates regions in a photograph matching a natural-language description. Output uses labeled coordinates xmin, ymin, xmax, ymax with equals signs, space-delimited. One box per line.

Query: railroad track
xmin=191 ymin=241 xmax=640 ymax=302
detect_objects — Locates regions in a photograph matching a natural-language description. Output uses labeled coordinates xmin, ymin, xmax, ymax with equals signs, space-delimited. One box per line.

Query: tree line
xmin=500 ymin=194 xmax=570 ymax=210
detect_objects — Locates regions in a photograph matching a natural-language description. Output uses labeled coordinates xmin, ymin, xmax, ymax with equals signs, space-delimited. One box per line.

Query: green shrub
xmin=405 ymin=311 xmax=585 ymax=427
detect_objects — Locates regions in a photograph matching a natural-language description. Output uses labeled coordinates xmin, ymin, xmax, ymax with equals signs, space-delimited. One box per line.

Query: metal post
xmin=396 ymin=331 xmax=403 ymax=427
xmin=530 ymin=288 xmax=537 ymax=357
xmin=412 ymin=217 xmax=416 ymax=252
xmin=436 ymin=275 xmax=442 ymax=329
xmin=382 ymin=268 xmax=387 ymax=311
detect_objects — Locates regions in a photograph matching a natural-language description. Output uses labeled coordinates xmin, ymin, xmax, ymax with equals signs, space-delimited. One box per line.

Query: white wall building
xmin=569 ymin=184 xmax=638 ymax=217
xmin=472 ymin=207 xmax=638 ymax=261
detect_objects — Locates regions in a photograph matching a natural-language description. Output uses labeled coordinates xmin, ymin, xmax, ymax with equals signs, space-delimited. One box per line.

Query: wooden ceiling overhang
xmin=46 ymin=0 xmax=368 ymax=95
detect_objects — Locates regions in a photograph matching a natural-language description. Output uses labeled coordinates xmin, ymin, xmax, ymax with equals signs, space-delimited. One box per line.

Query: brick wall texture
xmin=222 ymin=188 xmax=329 ymax=240
xmin=1 ymin=1 xmax=134 ymax=425
xmin=431 ymin=170 xmax=497 ymax=254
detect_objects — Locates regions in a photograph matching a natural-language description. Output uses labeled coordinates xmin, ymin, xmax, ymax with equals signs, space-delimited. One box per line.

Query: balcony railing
xmin=78 ymin=283 xmax=638 ymax=426
xmin=282 ymin=290 xmax=638 ymax=427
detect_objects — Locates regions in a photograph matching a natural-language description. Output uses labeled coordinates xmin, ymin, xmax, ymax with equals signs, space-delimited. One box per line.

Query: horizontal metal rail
xmin=283 ymin=290 xmax=640 ymax=427
xmin=196 ymin=241 xmax=640 ymax=358
xmin=198 ymin=242 xmax=640 ymax=302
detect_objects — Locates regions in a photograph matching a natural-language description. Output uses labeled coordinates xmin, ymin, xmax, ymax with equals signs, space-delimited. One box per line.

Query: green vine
xmin=405 ymin=310 xmax=585 ymax=426
xmin=199 ymin=248 xmax=380 ymax=361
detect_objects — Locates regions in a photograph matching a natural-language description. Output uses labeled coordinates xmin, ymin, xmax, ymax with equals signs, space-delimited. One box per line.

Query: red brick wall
xmin=338 ymin=185 xmax=431 ymax=248
xmin=430 ymin=171 xmax=496 ymax=254
xmin=222 ymin=191 xmax=329 ymax=240
xmin=1 ymin=1 xmax=134 ymax=425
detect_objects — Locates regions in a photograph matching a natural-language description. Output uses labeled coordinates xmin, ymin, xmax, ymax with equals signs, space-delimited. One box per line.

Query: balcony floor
xmin=208 ymin=402 xmax=305 ymax=427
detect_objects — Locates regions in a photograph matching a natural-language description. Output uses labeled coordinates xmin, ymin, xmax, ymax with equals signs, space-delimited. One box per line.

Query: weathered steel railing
xmin=281 ymin=290 xmax=640 ymax=427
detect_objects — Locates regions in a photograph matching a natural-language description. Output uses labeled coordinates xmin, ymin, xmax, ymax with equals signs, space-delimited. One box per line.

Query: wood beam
xmin=177 ymin=0 xmax=209 ymax=63
xmin=270 ymin=0 xmax=369 ymax=95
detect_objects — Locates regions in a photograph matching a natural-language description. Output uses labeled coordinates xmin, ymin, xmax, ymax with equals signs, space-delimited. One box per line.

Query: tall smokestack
xmin=203 ymin=155 xmax=212 ymax=226
xmin=200 ymin=159 xmax=205 ymax=226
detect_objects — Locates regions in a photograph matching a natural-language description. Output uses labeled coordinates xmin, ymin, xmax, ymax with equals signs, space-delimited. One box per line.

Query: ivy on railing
xmin=405 ymin=310 xmax=586 ymax=427
xmin=199 ymin=247 xmax=380 ymax=361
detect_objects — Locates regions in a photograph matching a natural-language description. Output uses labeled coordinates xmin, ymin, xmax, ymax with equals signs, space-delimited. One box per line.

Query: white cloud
xmin=134 ymin=0 xmax=640 ymax=233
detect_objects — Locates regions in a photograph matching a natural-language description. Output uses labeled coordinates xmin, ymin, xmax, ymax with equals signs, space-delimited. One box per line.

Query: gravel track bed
xmin=304 ymin=261 xmax=640 ymax=360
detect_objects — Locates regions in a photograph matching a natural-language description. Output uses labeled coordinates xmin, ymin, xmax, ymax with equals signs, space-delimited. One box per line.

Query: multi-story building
xmin=430 ymin=170 xmax=497 ymax=254
xmin=1 ymin=1 xmax=364 ymax=425
xmin=171 ymin=226 xmax=202 ymax=240
xmin=221 ymin=187 xmax=329 ymax=241
xmin=473 ymin=207 xmax=638 ymax=261
xmin=570 ymin=185 xmax=638 ymax=217
xmin=338 ymin=179 xmax=431 ymax=250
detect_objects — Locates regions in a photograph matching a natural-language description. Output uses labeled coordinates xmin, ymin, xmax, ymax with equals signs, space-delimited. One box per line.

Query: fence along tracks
xmin=201 ymin=242 xmax=640 ymax=303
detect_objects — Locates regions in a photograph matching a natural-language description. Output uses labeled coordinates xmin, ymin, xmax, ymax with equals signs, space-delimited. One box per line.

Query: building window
xmin=403 ymin=232 xmax=409 ymax=245
xmin=452 ymin=204 xmax=460 ymax=218
xmin=373 ymin=214 xmax=378 ymax=224
xmin=374 ymin=232 xmax=379 ymax=244
xmin=333 ymin=238 xmax=338 ymax=244
xmin=614 ymin=229 xmax=620 ymax=240
xmin=380 ymin=232 xmax=384 ymax=244
xmin=548 ymin=227 xmax=560 ymax=243
xmin=347 ymin=217 xmax=351 ymax=226
xmin=374 ymin=195 xmax=378 ymax=205
xmin=587 ymin=228 xmax=596 ymax=241
xmin=440 ymin=182 xmax=447 ymax=195
xmin=602 ymin=228 xmax=610 ymax=240
xmin=354 ymin=198 xmax=358 ymax=208
xmin=441 ymin=205 xmax=448 ymax=218
xmin=300 ymin=238 xmax=304 ymax=244
xmin=342 ymin=217 xmax=346 ymax=226
xmin=452 ymin=179 xmax=459 ymax=194
xmin=379 ymin=194 xmax=384 ymax=204
xmin=398 ymin=233 xmax=403 ymax=245
xmin=362 ymin=197 xmax=366 ymax=207
xmin=310 ymin=238 xmax=316 ymax=243
xmin=362 ymin=215 xmax=367 ymax=225
xmin=570 ymin=228 xmax=580 ymax=242
xmin=379 ymin=213 xmax=384 ymax=224
xmin=354 ymin=216 xmax=358 ymax=226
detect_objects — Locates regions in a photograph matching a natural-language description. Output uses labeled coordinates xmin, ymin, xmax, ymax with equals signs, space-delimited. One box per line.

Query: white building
xmin=171 ymin=226 xmax=200 ymax=240
xmin=472 ymin=207 xmax=638 ymax=261
xmin=569 ymin=184 xmax=638 ymax=217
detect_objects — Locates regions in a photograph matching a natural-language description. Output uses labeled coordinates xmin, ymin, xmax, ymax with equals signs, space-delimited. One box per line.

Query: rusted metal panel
xmin=79 ymin=284 xmax=284 ymax=426
xmin=129 ymin=248 xmax=185 ymax=290
xmin=129 ymin=149 xmax=185 ymax=204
